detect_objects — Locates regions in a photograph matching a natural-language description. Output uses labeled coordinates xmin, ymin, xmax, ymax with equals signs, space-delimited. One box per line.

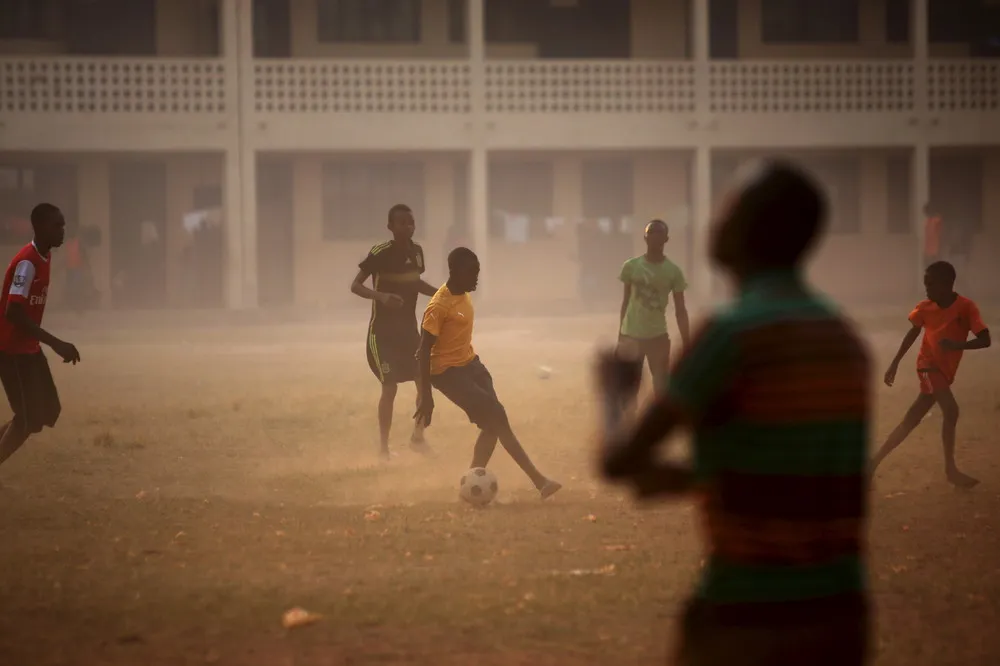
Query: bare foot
xmin=948 ymin=470 xmax=979 ymax=490
xmin=539 ymin=479 xmax=563 ymax=500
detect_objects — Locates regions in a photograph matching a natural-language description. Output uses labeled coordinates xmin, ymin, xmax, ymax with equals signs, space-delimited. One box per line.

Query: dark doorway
xmin=579 ymin=158 xmax=636 ymax=308
xmin=256 ymin=158 xmax=295 ymax=307
xmin=109 ymin=160 xmax=167 ymax=309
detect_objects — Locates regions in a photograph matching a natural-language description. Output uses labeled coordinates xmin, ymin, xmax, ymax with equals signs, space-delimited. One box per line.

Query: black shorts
xmin=366 ymin=322 xmax=420 ymax=384
xmin=0 ymin=351 xmax=61 ymax=434
xmin=430 ymin=357 xmax=505 ymax=429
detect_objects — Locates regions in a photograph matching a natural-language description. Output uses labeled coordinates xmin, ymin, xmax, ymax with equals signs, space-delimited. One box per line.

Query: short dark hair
xmin=732 ymin=160 xmax=827 ymax=268
xmin=925 ymin=260 xmax=956 ymax=285
xmin=387 ymin=204 xmax=412 ymax=223
xmin=30 ymin=203 xmax=61 ymax=230
xmin=645 ymin=219 xmax=668 ymax=234
xmin=447 ymin=246 xmax=478 ymax=272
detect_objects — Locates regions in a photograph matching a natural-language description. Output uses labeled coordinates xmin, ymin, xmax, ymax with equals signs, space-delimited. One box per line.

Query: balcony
xmin=1 ymin=55 xmax=999 ymax=152
xmin=0 ymin=56 xmax=233 ymax=151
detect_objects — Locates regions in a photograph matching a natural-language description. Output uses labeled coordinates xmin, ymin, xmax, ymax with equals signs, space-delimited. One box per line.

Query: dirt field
xmin=0 ymin=312 xmax=998 ymax=666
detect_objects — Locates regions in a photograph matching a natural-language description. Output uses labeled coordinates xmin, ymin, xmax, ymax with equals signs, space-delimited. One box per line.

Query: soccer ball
xmin=459 ymin=467 xmax=498 ymax=506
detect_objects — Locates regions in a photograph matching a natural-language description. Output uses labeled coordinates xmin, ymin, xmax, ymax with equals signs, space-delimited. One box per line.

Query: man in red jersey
xmin=0 ymin=203 xmax=80 ymax=469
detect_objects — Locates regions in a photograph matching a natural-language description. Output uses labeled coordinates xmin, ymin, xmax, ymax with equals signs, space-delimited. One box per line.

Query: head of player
xmin=710 ymin=159 xmax=827 ymax=281
xmin=447 ymin=247 xmax=479 ymax=294
xmin=31 ymin=203 xmax=66 ymax=253
xmin=644 ymin=219 xmax=668 ymax=255
xmin=924 ymin=260 xmax=956 ymax=303
xmin=387 ymin=204 xmax=415 ymax=243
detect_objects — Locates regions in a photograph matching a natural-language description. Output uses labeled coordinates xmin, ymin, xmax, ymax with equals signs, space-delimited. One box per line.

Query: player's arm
xmin=884 ymin=312 xmax=922 ymax=386
xmin=417 ymin=279 xmax=437 ymax=297
xmin=618 ymin=283 xmax=631 ymax=332
xmin=4 ymin=261 xmax=79 ymax=364
xmin=350 ymin=269 xmax=402 ymax=307
xmin=943 ymin=302 xmax=991 ymax=350
xmin=674 ymin=291 xmax=690 ymax=348
xmin=414 ymin=302 xmax=444 ymax=426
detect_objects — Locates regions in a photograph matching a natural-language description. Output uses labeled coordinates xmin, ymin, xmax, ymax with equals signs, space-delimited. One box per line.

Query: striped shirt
xmin=666 ymin=271 xmax=871 ymax=613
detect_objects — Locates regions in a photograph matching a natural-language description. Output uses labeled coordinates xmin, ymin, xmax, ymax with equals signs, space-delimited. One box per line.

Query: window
xmin=582 ymin=160 xmax=633 ymax=219
xmin=886 ymin=155 xmax=912 ymax=234
xmin=321 ymin=162 xmax=425 ymax=241
xmin=928 ymin=0 xmax=976 ymax=43
xmin=488 ymin=162 xmax=553 ymax=240
xmin=448 ymin=0 xmax=465 ymax=43
xmin=930 ymin=154 xmax=983 ymax=235
xmin=886 ymin=0 xmax=981 ymax=43
xmin=761 ymin=0 xmax=859 ymax=43
xmin=0 ymin=0 xmax=61 ymax=41
xmin=317 ymin=0 xmax=420 ymax=43
xmin=449 ymin=0 xmax=541 ymax=44
xmin=808 ymin=156 xmax=860 ymax=234
xmin=885 ymin=0 xmax=909 ymax=43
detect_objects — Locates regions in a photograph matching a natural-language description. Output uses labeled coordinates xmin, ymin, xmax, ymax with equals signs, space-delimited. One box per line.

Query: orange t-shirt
xmin=909 ymin=295 xmax=987 ymax=382
xmin=924 ymin=216 xmax=942 ymax=257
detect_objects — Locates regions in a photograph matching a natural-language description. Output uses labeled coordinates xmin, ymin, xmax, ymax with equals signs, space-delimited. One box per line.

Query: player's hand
xmin=414 ymin=391 xmax=434 ymax=428
xmin=883 ymin=363 xmax=897 ymax=387
xmin=378 ymin=293 xmax=404 ymax=308
xmin=594 ymin=346 xmax=643 ymax=404
xmin=940 ymin=339 xmax=962 ymax=351
xmin=54 ymin=340 xmax=81 ymax=365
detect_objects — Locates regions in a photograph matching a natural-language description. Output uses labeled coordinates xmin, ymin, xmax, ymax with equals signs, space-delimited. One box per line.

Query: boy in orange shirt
xmin=871 ymin=261 xmax=991 ymax=487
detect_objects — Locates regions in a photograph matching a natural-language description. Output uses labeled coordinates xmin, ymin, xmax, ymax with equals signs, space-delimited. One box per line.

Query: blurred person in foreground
xmin=0 ymin=204 xmax=81 ymax=470
xmin=594 ymin=161 xmax=871 ymax=666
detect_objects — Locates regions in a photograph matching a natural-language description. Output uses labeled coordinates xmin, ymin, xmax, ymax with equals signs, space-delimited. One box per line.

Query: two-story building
xmin=1 ymin=0 xmax=998 ymax=312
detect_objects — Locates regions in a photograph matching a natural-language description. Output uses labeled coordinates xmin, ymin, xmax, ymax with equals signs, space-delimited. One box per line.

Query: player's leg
xmin=366 ymin=332 xmax=397 ymax=459
xmin=470 ymin=430 xmax=498 ymax=468
xmin=432 ymin=359 xmax=561 ymax=498
xmin=643 ymin=334 xmax=671 ymax=395
xmin=869 ymin=392 xmax=936 ymax=473
xmin=466 ymin=359 xmax=562 ymax=498
xmin=934 ymin=387 xmax=978 ymax=489
xmin=0 ymin=352 xmax=60 ymax=468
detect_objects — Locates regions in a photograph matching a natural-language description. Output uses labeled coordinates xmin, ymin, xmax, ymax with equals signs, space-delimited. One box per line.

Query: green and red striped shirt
xmin=667 ymin=271 xmax=871 ymax=612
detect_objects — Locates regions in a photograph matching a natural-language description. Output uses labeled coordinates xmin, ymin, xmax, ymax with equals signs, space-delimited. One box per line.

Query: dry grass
xmin=0 ymin=314 xmax=999 ymax=665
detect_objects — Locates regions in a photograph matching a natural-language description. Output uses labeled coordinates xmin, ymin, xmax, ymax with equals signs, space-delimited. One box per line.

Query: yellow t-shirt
xmin=421 ymin=284 xmax=476 ymax=375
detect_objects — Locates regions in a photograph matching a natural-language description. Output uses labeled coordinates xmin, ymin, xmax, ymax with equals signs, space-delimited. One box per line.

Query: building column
xmin=691 ymin=147 xmax=713 ymax=306
xmin=690 ymin=0 xmax=713 ymax=306
xmin=221 ymin=0 xmax=257 ymax=308
xmin=467 ymin=0 xmax=489 ymax=294
xmin=911 ymin=0 xmax=930 ymax=291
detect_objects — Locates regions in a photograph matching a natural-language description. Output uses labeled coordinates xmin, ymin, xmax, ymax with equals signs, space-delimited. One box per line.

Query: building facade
xmin=1 ymin=0 xmax=998 ymax=312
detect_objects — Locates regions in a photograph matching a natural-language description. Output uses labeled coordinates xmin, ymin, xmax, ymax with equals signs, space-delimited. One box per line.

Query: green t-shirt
xmin=619 ymin=255 xmax=688 ymax=339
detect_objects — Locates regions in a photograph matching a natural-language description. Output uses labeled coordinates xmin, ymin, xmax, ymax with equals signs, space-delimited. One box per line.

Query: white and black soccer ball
xmin=459 ymin=467 xmax=498 ymax=506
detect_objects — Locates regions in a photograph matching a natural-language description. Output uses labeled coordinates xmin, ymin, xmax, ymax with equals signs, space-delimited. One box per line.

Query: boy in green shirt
xmin=618 ymin=219 xmax=690 ymax=401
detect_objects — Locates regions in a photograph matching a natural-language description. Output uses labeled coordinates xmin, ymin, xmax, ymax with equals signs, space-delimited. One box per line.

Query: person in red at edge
xmin=0 ymin=203 xmax=81 ymax=469
xmin=871 ymin=261 xmax=990 ymax=488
